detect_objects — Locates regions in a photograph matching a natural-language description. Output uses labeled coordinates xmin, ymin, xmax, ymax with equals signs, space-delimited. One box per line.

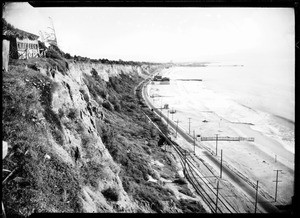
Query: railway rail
xmin=134 ymin=77 xmax=241 ymax=213
xmin=134 ymin=70 xmax=282 ymax=214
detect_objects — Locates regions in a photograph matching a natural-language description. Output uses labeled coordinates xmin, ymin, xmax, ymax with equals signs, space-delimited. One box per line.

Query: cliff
xmin=2 ymin=58 xmax=206 ymax=215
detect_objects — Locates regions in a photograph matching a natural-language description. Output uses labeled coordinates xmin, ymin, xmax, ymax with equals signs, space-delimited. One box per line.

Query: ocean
xmin=153 ymin=61 xmax=295 ymax=154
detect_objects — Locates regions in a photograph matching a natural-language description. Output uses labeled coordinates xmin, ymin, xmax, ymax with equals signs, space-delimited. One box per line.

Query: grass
xmin=2 ymin=62 xmax=82 ymax=216
xmin=177 ymin=199 xmax=206 ymax=213
xmin=3 ymin=60 xmax=206 ymax=214
xmin=95 ymin=72 xmax=205 ymax=213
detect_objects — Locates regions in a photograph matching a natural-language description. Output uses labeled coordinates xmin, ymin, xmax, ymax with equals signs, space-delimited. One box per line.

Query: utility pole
xmin=220 ymin=149 xmax=223 ymax=178
xmin=275 ymin=154 xmax=277 ymax=163
xmin=193 ymin=130 xmax=196 ymax=154
xmin=215 ymin=180 xmax=220 ymax=213
xmin=175 ymin=120 xmax=179 ymax=138
xmin=188 ymin=118 xmax=191 ymax=135
xmin=273 ymin=170 xmax=282 ymax=202
xmin=254 ymin=180 xmax=259 ymax=213
xmin=184 ymin=150 xmax=187 ymax=174
xmin=215 ymin=134 xmax=219 ymax=156
xmin=167 ymin=110 xmax=169 ymax=129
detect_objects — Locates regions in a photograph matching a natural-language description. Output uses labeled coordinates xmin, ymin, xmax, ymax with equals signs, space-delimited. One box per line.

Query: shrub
xmin=64 ymin=53 xmax=72 ymax=59
xmin=102 ymin=101 xmax=113 ymax=111
xmin=177 ymin=199 xmax=206 ymax=213
xmin=58 ymin=108 xmax=65 ymax=118
xmin=173 ymin=177 xmax=187 ymax=185
xmin=51 ymin=127 xmax=64 ymax=146
xmin=67 ymin=108 xmax=78 ymax=120
xmin=46 ymin=47 xmax=63 ymax=60
xmin=101 ymin=187 xmax=119 ymax=202
xmin=178 ymin=186 xmax=195 ymax=198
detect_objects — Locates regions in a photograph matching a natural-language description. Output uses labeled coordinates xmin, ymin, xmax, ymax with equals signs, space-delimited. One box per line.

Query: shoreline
xmin=148 ymin=67 xmax=295 ymax=205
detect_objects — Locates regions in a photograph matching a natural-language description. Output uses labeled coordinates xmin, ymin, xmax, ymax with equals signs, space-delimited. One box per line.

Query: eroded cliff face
xmin=2 ymin=60 xmax=154 ymax=214
xmin=41 ymin=62 xmax=153 ymax=212
xmin=3 ymin=59 xmax=207 ymax=215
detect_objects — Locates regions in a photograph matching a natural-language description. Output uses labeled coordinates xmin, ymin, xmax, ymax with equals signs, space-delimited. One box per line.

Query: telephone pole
xmin=254 ymin=180 xmax=259 ymax=213
xmin=167 ymin=110 xmax=169 ymax=129
xmin=215 ymin=180 xmax=221 ymax=213
xmin=193 ymin=130 xmax=196 ymax=154
xmin=273 ymin=170 xmax=282 ymax=202
xmin=184 ymin=150 xmax=187 ymax=174
xmin=215 ymin=134 xmax=219 ymax=156
xmin=220 ymin=149 xmax=223 ymax=178
xmin=175 ymin=120 xmax=179 ymax=138
xmin=188 ymin=118 xmax=191 ymax=135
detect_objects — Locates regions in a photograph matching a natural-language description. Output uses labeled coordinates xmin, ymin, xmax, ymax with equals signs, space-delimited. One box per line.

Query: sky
xmin=3 ymin=2 xmax=295 ymax=63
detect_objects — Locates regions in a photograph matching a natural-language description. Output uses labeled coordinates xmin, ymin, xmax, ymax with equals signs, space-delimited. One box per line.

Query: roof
xmin=3 ymin=28 xmax=39 ymax=40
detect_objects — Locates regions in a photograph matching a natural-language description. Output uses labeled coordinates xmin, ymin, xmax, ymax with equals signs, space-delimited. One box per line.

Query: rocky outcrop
xmin=43 ymin=62 xmax=152 ymax=212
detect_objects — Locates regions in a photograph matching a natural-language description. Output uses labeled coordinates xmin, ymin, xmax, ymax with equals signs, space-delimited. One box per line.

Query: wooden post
xmin=215 ymin=134 xmax=219 ymax=156
xmin=220 ymin=149 xmax=223 ymax=178
xmin=273 ymin=170 xmax=282 ymax=202
xmin=215 ymin=180 xmax=220 ymax=213
xmin=188 ymin=118 xmax=191 ymax=135
xmin=193 ymin=130 xmax=196 ymax=154
xmin=254 ymin=180 xmax=259 ymax=213
xmin=175 ymin=120 xmax=179 ymax=138
xmin=167 ymin=110 xmax=169 ymax=129
xmin=172 ymin=108 xmax=174 ymax=120
xmin=184 ymin=150 xmax=187 ymax=173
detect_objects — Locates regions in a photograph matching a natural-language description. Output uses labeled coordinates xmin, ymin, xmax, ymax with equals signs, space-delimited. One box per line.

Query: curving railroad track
xmin=134 ymin=72 xmax=280 ymax=213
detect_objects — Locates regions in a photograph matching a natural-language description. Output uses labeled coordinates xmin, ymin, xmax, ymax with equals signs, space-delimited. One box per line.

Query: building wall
xmin=2 ymin=39 xmax=10 ymax=71
xmin=16 ymin=38 xmax=40 ymax=59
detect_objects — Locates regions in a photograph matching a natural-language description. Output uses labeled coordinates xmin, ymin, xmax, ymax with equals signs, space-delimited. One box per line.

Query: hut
xmin=3 ymin=19 xmax=40 ymax=60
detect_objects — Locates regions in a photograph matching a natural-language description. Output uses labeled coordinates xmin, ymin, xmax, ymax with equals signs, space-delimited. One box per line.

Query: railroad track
xmin=135 ymin=78 xmax=241 ymax=213
xmin=171 ymin=140 xmax=239 ymax=213
xmin=135 ymin=71 xmax=282 ymax=214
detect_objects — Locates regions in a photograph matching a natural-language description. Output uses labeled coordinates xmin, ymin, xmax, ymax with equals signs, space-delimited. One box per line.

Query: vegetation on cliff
xmin=2 ymin=47 xmax=205 ymax=215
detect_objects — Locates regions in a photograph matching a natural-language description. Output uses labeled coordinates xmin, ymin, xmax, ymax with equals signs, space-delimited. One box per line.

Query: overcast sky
xmin=3 ymin=2 xmax=295 ymax=63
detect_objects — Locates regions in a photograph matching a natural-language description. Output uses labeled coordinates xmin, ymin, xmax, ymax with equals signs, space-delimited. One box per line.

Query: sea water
xmin=160 ymin=61 xmax=295 ymax=154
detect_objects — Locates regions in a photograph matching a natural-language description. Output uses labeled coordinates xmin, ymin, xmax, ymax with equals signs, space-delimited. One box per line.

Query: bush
xmin=177 ymin=199 xmax=206 ymax=213
xmin=101 ymin=187 xmax=119 ymax=202
xmin=46 ymin=47 xmax=63 ymax=60
xmin=64 ymin=53 xmax=72 ymax=59
xmin=102 ymin=101 xmax=113 ymax=111
xmin=173 ymin=177 xmax=187 ymax=185
xmin=67 ymin=108 xmax=78 ymax=120
xmin=83 ymin=74 xmax=107 ymax=100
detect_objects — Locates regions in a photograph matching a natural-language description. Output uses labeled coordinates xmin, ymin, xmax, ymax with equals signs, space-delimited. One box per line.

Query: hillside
xmin=2 ymin=57 xmax=206 ymax=216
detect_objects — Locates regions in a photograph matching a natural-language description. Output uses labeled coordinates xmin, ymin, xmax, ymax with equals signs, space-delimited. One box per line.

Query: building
xmin=3 ymin=27 xmax=40 ymax=60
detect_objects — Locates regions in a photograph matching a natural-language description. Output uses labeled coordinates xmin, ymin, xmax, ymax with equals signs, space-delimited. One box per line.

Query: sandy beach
xmin=147 ymin=66 xmax=294 ymax=206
